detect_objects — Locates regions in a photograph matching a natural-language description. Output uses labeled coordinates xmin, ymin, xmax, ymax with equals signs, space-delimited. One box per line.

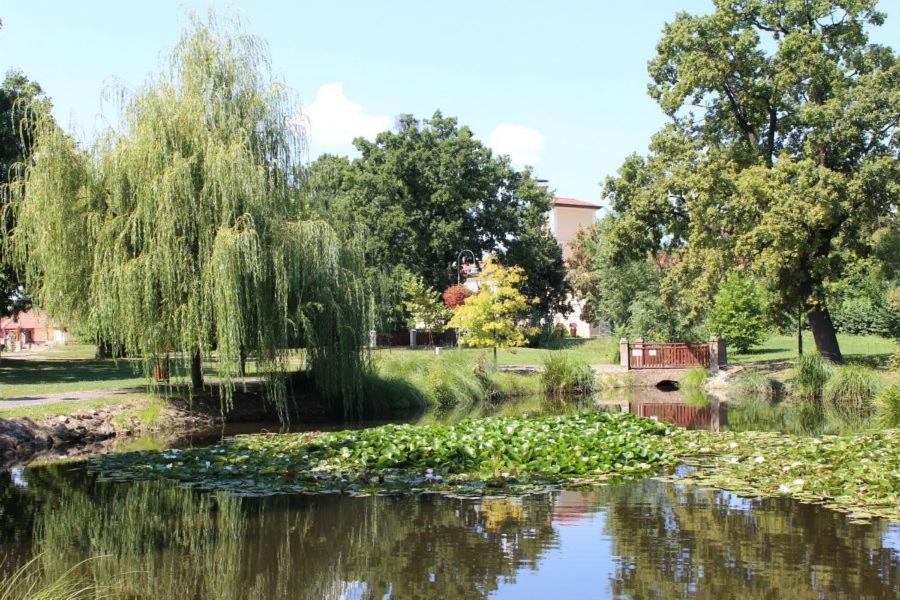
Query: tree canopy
xmin=447 ymin=258 xmax=536 ymax=349
xmin=602 ymin=0 xmax=899 ymax=361
xmin=2 ymin=16 xmax=370 ymax=417
xmin=0 ymin=70 xmax=51 ymax=316
xmin=300 ymin=113 xmax=570 ymax=327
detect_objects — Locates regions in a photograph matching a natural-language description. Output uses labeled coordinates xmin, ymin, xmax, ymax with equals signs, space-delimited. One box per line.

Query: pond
xmin=2 ymin=460 xmax=898 ymax=597
xmin=1 ymin=395 xmax=898 ymax=598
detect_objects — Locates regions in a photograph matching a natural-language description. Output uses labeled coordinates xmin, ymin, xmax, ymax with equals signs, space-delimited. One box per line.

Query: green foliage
xmin=567 ymin=216 xmax=696 ymax=339
xmin=540 ymin=353 xmax=596 ymax=396
xmin=708 ymin=272 xmax=768 ymax=353
xmin=0 ymin=555 xmax=97 ymax=600
xmin=602 ymin=0 xmax=900 ymax=361
xmin=95 ymin=412 xmax=678 ymax=495
xmin=875 ymin=384 xmax=900 ymax=428
xmin=792 ymin=353 xmax=833 ymax=402
xmin=401 ymin=274 xmax=449 ymax=332
xmin=370 ymin=351 xmax=540 ymax=411
xmin=448 ymin=258 xmax=537 ymax=349
xmin=301 ymin=112 xmax=570 ymax=318
xmin=682 ymin=367 xmax=707 ymax=390
xmin=728 ymin=371 xmax=780 ymax=404
xmin=0 ymin=70 xmax=52 ymax=316
xmin=2 ymin=16 xmax=370 ymax=419
xmin=822 ymin=365 xmax=882 ymax=424
xmin=675 ymin=429 xmax=900 ymax=521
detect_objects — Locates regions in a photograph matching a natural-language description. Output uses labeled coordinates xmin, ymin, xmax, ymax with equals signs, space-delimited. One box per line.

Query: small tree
xmin=442 ymin=284 xmax=473 ymax=309
xmin=447 ymin=258 xmax=536 ymax=352
xmin=708 ymin=272 xmax=768 ymax=353
xmin=402 ymin=274 xmax=449 ymax=332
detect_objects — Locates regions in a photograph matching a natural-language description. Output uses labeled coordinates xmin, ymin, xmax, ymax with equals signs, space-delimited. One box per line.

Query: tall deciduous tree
xmin=604 ymin=0 xmax=899 ymax=362
xmin=2 ymin=16 xmax=370 ymax=418
xmin=301 ymin=113 xmax=570 ymax=322
xmin=0 ymin=70 xmax=51 ymax=315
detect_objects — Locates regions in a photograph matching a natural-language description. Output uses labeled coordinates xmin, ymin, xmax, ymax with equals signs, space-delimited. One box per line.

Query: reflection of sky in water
xmin=884 ymin=525 xmax=900 ymax=554
xmin=491 ymin=506 xmax=617 ymax=598
xmin=11 ymin=467 xmax=27 ymax=487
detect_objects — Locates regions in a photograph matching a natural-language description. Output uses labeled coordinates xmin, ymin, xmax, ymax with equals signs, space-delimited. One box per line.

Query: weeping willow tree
xmin=2 ymin=15 xmax=370 ymax=419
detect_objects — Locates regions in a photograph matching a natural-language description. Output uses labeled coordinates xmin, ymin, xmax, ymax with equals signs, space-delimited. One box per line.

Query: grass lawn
xmin=0 ymin=393 xmax=158 ymax=421
xmin=730 ymin=333 xmax=896 ymax=367
xmin=373 ymin=336 xmax=619 ymax=367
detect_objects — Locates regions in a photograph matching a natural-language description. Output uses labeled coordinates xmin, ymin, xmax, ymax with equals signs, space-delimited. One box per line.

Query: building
xmin=0 ymin=309 xmax=70 ymax=349
xmin=548 ymin=196 xmax=604 ymax=338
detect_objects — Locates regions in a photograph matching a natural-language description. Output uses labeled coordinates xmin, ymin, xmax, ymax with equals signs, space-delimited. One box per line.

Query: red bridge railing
xmin=621 ymin=338 xmax=726 ymax=370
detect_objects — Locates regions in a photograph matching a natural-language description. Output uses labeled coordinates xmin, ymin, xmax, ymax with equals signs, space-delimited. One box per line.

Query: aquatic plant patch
xmin=667 ymin=429 xmax=900 ymax=522
xmin=93 ymin=412 xmax=679 ymax=496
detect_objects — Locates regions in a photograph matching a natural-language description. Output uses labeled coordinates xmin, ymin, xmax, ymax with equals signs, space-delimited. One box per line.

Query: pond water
xmin=2 ymin=394 xmax=899 ymax=598
xmin=1 ymin=458 xmax=898 ymax=598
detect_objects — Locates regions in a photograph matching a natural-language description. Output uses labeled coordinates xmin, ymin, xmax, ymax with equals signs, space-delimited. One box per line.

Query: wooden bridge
xmin=619 ymin=337 xmax=727 ymax=387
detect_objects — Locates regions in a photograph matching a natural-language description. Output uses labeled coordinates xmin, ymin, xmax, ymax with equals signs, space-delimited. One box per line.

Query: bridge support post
xmin=619 ymin=338 xmax=630 ymax=369
xmin=709 ymin=336 xmax=726 ymax=374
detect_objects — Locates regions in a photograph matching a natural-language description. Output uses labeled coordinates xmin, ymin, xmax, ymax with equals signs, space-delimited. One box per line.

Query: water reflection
xmin=1 ymin=463 xmax=897 ymax=598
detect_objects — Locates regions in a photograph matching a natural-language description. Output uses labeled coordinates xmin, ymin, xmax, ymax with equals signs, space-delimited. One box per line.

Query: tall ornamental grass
xmin=540 ymin=354 xmax=596 ymax=397
xmin=822 ymin=365 xmax=882 ymax=424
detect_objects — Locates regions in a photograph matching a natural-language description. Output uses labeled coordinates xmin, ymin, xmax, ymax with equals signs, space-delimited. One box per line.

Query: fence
xmin=620 ymin=338 xmax=726 ymax=370
xmin=374 ymin=330 xmax=457 ymax=348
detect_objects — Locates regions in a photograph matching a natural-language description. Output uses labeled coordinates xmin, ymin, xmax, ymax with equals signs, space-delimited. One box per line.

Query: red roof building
xmin=0 ymin=309 xmax=70 ymax=346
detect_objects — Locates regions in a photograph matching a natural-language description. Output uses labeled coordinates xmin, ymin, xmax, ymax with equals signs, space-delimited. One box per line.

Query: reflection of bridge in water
xmin=599 ymin=393 xmax=727 ymax=431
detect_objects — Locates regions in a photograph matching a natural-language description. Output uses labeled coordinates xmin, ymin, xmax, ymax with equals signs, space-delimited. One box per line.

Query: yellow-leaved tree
xmin=448 ymin=257 xmax=536 ymax=354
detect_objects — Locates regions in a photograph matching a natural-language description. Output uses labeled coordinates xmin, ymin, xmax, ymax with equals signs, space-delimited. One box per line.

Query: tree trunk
xmin=95 ymin=339 xmax=111 ymax=359
xmin=807 ymin=305 xmax=842 ymax=363
xmin=191 ymin=350 xmax=204 ymax=391
xmin=797 ymin=305 xmax=803 ymax=357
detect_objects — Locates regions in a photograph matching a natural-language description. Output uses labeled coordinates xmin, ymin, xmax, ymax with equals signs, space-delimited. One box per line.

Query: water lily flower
xmin=778 ymin=484 xmax=790 ymax=493
xmin=782 ymin=465 xmax=792 ymax=472
xmin=754 ymin=456 xmax=765 ymax=464
xmin=729 ymin=457 xmax=740 ymax=464
xmin=728 ymin=442 xmax=738 ymax=449
xmin=793 ymin=479 xmax=805 ymax=486
xmin=426 ymin=468 xmax=433 ymax=475
xmin=501 ymin=472 xmax=510 ymax=478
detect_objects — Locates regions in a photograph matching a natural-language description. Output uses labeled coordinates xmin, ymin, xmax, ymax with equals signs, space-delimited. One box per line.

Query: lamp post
xmin=456 ymin=249 xmax=479 ymax=285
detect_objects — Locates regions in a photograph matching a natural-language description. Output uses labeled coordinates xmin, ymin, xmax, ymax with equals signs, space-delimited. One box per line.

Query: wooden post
xmin=619 ymin=338 xmax=630 ymax=369
xmin=708 ymin=336 xmax=726 ymax=374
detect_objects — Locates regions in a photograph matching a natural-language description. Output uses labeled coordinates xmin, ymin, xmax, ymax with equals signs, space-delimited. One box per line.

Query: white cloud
xmin=488 ymin=123 xmax=545 ymax=165
xmin=301 ymin=82 xmax=391 ymax=146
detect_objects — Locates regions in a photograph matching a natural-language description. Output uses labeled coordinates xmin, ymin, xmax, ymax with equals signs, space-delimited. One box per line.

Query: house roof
xmin=0 ymin=309 xmax=49 ymax=330
xmin=552 ymin=196 xmax=601 ymax=210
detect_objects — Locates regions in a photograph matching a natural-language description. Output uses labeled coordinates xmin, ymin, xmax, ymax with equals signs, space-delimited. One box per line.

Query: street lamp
xmin=456 ymin=249 xmax=479 ymax=285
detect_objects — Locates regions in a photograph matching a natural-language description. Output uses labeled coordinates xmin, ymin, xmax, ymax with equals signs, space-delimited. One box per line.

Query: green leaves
xmin=93 ymin=412 xmax=678 ymax=497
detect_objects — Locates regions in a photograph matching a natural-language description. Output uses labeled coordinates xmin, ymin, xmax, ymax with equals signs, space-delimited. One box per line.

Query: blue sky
xmin=2 ymin=1 xmax=898 ymax=205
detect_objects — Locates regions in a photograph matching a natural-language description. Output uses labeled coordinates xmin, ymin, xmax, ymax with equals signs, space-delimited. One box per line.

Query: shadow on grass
xmin=0 ymin=358 xmax=144 ymax=387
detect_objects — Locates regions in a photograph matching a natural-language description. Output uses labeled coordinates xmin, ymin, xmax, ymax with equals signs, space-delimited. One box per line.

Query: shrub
xmin=729 ymin=371 xmax=780 ymax=403
xmin=541 ymin=353 xmax=596 ymax=396
xmin=822 ymin=365 xmax=882 ymax=424
xmin=890 ymin=344 xmax=900 ymax=371
xmin=792 ymin=352 xmax=833 ymax=401
xmin=441 ymin=284 xmax=473 ymax=309
xmin=876 ymin=384 xmax=900 ymax=428
xmin=708 ymin=271 xmax=768 ymax=353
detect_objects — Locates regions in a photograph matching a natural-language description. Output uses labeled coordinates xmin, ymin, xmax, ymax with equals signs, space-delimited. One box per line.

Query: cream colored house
xmin=548 ymin=197 xmax=604 ymax=338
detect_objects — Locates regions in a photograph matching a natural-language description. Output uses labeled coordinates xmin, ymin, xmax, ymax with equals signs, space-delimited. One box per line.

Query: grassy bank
xmin=730 ymin=333 xmax=895 ymax=365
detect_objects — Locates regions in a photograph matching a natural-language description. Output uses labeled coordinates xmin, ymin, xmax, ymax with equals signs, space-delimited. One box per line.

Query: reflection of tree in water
xmin=600 ymin=479 xmax=900 ymax=598
xmin=18 ymin=464 xmax=560 ymax=599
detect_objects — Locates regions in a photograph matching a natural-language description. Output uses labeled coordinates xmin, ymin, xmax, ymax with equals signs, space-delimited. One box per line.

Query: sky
xmin=2 ymin=1 xmax=898 ymax=205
